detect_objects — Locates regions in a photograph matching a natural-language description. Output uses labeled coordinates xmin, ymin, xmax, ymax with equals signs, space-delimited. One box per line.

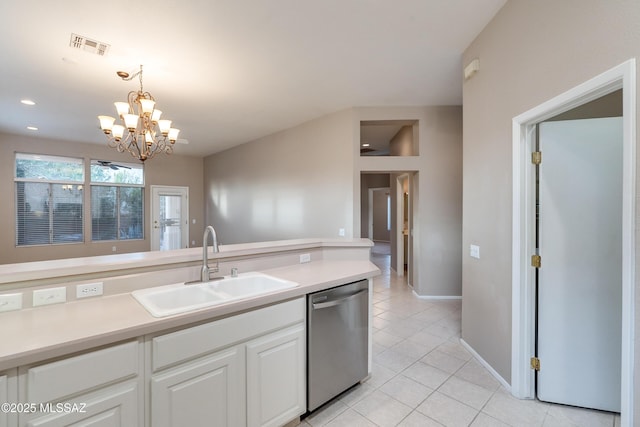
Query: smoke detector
xmin=69 ymin=33 xmax=110 ymax=56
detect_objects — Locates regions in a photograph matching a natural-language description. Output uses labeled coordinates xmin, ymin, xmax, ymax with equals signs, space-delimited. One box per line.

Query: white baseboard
xmin=412 ymin=291 xmax=462 ymax=300
xmin=460 ymin=338 xmax=511 ymax=392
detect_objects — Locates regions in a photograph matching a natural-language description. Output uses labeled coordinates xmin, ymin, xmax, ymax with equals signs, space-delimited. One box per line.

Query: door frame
xmin=150 ymin=185 xmax=189 ymax=250
xmin=396 ymin=174 xmax=410 ymax=278
xmin=511 ymin=59 xmax=636 ymax=424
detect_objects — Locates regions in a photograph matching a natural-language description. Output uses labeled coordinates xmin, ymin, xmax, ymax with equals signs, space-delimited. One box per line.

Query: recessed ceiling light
xmin=21 ymin=99 xmax=36 ymax=106
xmin=362 ymin=143 xmax=370 ymax=147
xmin=26 ymin=126 xmax=38 ymax=131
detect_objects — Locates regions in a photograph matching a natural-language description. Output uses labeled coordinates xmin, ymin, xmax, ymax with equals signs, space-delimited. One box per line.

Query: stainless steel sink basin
xmin=132 ymin=272 xmax=298 ymax=317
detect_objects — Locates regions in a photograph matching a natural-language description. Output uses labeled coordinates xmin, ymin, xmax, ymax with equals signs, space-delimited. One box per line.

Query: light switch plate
xmin=470 ymin=244 xmax=480 ymax=259
xmin=0 ymin=293 xmax=22 ymax=312
xmin=33 ymin=287 xmax=67 ymax=306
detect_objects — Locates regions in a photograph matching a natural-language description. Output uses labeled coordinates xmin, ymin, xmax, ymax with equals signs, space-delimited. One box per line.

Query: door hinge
xmin=532 ymin=151 xmax=542 ymax=165
xmin=531 ymin=255 xmax=541 ymax=268
xmin=530 ymin=357 xmax=540 ymax=371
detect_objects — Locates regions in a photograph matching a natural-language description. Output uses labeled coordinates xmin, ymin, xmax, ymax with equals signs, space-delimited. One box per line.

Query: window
xmin=15 ymin=153 xmax=84 ymax=246
xmin=90 ymin=160 xmax=144 ymax=241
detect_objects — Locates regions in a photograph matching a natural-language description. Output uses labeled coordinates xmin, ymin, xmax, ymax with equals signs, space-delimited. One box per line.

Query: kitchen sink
xmin=205 ymin=273 xmax=299 ymax=298
xmin=132 ymin=272 xmax=299 ymax=317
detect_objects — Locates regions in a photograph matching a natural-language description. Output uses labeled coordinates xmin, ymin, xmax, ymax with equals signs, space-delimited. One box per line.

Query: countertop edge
xmin=0 ymin=238 xmax=374 ymax=284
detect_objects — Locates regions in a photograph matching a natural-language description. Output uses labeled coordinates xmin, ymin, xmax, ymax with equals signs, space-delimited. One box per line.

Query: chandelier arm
xmin=127 ymin=91 xmax=138 ymax=113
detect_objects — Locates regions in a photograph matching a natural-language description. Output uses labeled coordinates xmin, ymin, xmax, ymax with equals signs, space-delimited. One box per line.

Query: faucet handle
xmin=230 ymin=267 xmax=238 ymax=278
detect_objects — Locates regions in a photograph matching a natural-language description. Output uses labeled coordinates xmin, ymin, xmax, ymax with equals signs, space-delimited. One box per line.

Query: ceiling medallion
xmin=98 ymin=65 xmax=180 ymax=162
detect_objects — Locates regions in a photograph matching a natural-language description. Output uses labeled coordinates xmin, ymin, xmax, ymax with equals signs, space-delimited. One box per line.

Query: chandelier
xmin=98 ymin=65 xmax=180 ymax=162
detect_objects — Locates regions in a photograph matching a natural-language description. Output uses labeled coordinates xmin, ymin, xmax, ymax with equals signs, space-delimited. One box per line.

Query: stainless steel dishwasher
xmin=307 ymin=279 xmax=369 ymax=412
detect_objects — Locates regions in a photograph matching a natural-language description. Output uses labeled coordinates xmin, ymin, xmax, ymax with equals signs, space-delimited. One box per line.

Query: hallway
xmin=301 ymin=250 xmax=620 ymax=426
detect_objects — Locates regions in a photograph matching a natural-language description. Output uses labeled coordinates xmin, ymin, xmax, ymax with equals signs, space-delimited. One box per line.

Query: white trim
xmin=396 ymin=174 xmax=409 ymax=276
xmin=511 ymin=59 xmax=635 ymax=425
xmin=411 ymin=291 xmax=461 ymax=300
xmin=460 ymin=338 xmax=511 ymax=391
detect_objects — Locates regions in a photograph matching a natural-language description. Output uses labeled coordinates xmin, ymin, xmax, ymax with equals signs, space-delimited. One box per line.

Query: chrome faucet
xmin=201 ymin=225 xmax=219 ymax=282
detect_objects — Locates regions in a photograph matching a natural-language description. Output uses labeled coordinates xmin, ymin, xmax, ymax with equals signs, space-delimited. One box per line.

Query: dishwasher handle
xmin=312 ymin=289 xmax=367 ymax=310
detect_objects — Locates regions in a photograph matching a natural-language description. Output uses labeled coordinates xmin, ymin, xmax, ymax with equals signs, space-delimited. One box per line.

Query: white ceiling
xmin=0 ymin=0 xmax=505 ymax=157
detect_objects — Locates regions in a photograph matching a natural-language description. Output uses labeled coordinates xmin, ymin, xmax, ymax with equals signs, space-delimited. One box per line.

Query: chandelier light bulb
xmin=158 ymin=120 xmax=172 ymax=136
xmin=168 ymin=128 xmax=180 ymax=142
xmin=114 ymin=102 xmax=130 ymax=117
xmin=123 ymin=113 xmax=139 ymax=131
xmin=112 ymin=125 xmax=125 ymax=141
xmin=139 ymin=98 xmax=156 ymax=115
xmin=98 ymin=115 xmax=115 ymax=134
xmin=151 ymin=109 xmax=162 ymax=123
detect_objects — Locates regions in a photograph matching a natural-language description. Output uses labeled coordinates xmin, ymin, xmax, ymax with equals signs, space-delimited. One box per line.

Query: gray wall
xmin=204 ymin=106 xmax=462 ymax=297
xmin=203 ymin=109 xmax=354 ymax=244
xmin=0 ymin=132 xmax=204 ymax=264
xmin=461 ymin=3 xmax=640 ymax=421
xmin=355 ymin=106 xmax=462 ymax=297
xmin=390 ymin=125 xmax=414 ymax=156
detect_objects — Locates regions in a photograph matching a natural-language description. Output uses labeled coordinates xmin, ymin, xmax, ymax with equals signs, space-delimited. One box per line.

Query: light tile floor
xmin=300 ymin=251 xmax=621 ymax=427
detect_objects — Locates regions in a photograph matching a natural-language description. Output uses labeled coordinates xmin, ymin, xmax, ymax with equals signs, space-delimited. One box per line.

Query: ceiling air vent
xmin=69 ymin=33 xmax=110 ymax=56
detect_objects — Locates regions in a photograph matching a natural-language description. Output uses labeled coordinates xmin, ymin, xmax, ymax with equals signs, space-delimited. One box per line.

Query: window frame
xmin=89 ymin=161 xmax=145 ymax=242
xmin=14 ymin=152 xmax=86 ymax=247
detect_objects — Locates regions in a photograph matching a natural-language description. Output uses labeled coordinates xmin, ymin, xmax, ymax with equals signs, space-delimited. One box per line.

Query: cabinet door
xmin=1 ymin=370 xmax=17 ymax=427
xmin=151 ymin=346 xmax=244 ymax=427
xmin=23 ymin=381 xmax=139 ymax=427
xmin=246 ymin=324 xmax=305 ymax=427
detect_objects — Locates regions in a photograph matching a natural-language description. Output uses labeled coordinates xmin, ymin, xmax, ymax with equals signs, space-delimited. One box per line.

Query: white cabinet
xmin=246 ymin=324 xmax=305 ymax=427
xmin=9 ymin=298 xmax=306 ymax=427
xmin=150 ymin=297 xmax=306 ymax=427
xmin=151 ymin=346 xmax=244 ymax=427
xmin=17 ymin=340 xmax=142 ymax=427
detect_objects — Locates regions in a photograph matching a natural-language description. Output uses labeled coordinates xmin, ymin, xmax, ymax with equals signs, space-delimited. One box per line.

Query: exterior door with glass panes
xmin=151 ymin=186 xmax=189 ymax=250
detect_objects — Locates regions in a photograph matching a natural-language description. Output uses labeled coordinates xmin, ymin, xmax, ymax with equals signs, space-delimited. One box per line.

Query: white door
xmin=151 ymin=186 xmax=189 ymax=251
xmin=537 ymin=117 xmax=623 ymax=412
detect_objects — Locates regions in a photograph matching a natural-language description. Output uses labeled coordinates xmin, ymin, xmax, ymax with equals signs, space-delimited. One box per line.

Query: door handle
xmin=312 ymin=289 xmax=367 ymax=310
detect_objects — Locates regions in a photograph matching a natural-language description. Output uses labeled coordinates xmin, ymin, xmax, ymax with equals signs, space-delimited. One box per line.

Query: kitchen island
xmin=0 ymin=238 xmax=379 ymax=427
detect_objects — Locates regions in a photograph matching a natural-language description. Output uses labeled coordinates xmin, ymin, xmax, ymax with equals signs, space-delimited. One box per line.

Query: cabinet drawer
xmin=24 ymin=380 xmax=139 ymax=427
xmin=24 ymin=341 xmax=139 ymax=404
xmin=152 ymin=297 xmax=305 ymax=371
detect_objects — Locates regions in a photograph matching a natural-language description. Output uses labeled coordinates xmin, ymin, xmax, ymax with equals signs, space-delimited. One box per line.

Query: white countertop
xmin=0 ymin=259 xmax=379 ymax=371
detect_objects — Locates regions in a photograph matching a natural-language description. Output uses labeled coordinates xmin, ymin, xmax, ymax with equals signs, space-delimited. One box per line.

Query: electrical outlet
xmin=33 ymin=287 xmax=66 ymax=306
xmin=338 ymin=228 xmax=346 ymax=236
xmin=76 ymin=282 xmax=104 ymax=299
xmin=299 ymin=253 xmax=311 ymax=263
xmin=0 ymin=293 xmax=22 ymax=313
